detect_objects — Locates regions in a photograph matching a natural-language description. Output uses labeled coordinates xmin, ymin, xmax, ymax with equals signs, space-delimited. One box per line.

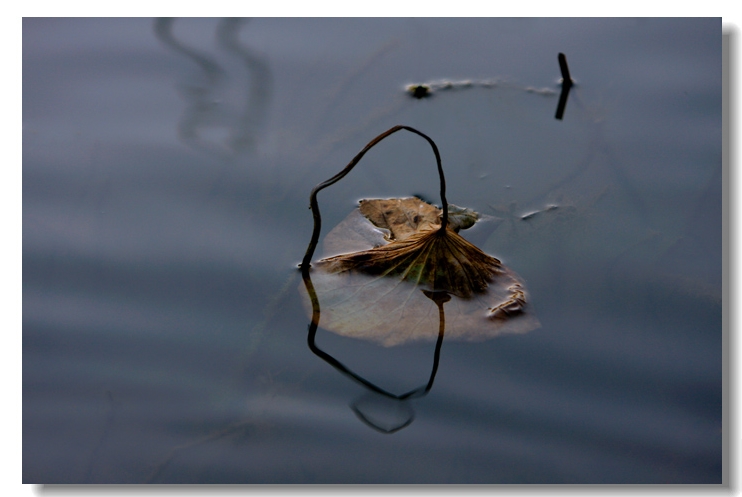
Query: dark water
xmin=23 ymin=18 xmax=722 ymax=484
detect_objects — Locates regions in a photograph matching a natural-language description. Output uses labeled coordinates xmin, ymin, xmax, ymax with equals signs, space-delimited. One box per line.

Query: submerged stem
xmin=300 ymin=125 xmax=448 ymax=269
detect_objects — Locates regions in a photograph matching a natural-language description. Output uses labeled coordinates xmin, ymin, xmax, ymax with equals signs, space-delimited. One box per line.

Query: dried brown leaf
xmin=300 ymin=197 xmax=540 ymax=346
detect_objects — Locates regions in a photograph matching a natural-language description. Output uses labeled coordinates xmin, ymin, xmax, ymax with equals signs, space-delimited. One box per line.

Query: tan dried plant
xmin=299 ymin=125 xmax=538 ymax=346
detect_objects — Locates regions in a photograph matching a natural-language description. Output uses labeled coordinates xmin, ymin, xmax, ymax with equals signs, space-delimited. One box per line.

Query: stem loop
xmin=300 ymin=125 xmax=448 ymax=269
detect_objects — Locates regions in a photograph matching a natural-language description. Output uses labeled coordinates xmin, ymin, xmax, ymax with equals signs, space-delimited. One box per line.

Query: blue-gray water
xmin=23 ymin=18 xmax=722 ymax=484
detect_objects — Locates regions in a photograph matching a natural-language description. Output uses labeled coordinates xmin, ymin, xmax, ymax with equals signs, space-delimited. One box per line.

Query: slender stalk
xmin=300 ymin=125 xmax=448 ymax=269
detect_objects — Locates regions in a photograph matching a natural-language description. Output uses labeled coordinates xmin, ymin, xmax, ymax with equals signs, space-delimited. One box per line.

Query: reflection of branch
xmin=216 ymin=18 xmax=273 ymax=152
xmin=154 ymin=18 xmax=225 ymax=84
xmin=154 ymin=17 xmax=272 ymax=156
xmin=154 ymin=18 xmax=228 ymax=156
xmin=301 ymin=268 xmax=445 ymax=401
xmin=350 ymin=393 xmax=414 ymax=434
xmin=555 ymin=53 xmax=573 ymax=120
xmin=300 ymin=125 xmax=448 ymax=269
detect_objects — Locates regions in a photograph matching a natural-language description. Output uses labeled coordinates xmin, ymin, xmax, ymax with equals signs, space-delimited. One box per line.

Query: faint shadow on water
xmin=153 ymin=17 xmax=272 ymax=158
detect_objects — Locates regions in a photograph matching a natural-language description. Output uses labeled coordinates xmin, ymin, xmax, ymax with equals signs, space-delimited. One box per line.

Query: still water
xmin=23 ymin=18 xmax=722 ymax=484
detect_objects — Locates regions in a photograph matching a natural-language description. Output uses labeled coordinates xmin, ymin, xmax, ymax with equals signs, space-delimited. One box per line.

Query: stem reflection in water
xmin=301 ymin=268 xmax=449 ymax=433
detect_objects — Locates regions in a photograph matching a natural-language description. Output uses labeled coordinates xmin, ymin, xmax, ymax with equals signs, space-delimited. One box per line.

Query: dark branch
xmin=555 ymin=53 xmax=573 ymax=120
xmin=300 ymin=125 xmax=448 ymax=269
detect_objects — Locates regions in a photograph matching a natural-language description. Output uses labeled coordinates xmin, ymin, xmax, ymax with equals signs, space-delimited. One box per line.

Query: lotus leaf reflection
xmin=302 ymin=197 xmax=539 ymax=346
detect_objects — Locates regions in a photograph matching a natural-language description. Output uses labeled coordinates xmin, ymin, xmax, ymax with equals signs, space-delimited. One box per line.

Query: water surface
xmin=23 ymin=17 xmax=722 ymax=484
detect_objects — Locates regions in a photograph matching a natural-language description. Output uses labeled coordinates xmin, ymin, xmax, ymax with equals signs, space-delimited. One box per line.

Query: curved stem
xmin=300 ymin=125 xmax=448 ymax=269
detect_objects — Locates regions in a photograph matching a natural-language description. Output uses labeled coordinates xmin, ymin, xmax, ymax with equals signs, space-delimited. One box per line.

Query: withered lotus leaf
xmin=302 ymin=197 xmax=540 ymax=346
xmin=322 ymin=197 xmax=502 ymax=298
xmin=320 ymin=221 xmax=499 ymax=299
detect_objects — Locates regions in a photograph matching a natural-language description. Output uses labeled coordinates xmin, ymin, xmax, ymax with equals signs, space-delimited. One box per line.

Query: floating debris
xmin=521 ymin=204 xmax=559 ymax=221
xmin=406 ymin=78 xmax=557 ymax=99
xmin=408 ymin=84 xmax=432 ymax=99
